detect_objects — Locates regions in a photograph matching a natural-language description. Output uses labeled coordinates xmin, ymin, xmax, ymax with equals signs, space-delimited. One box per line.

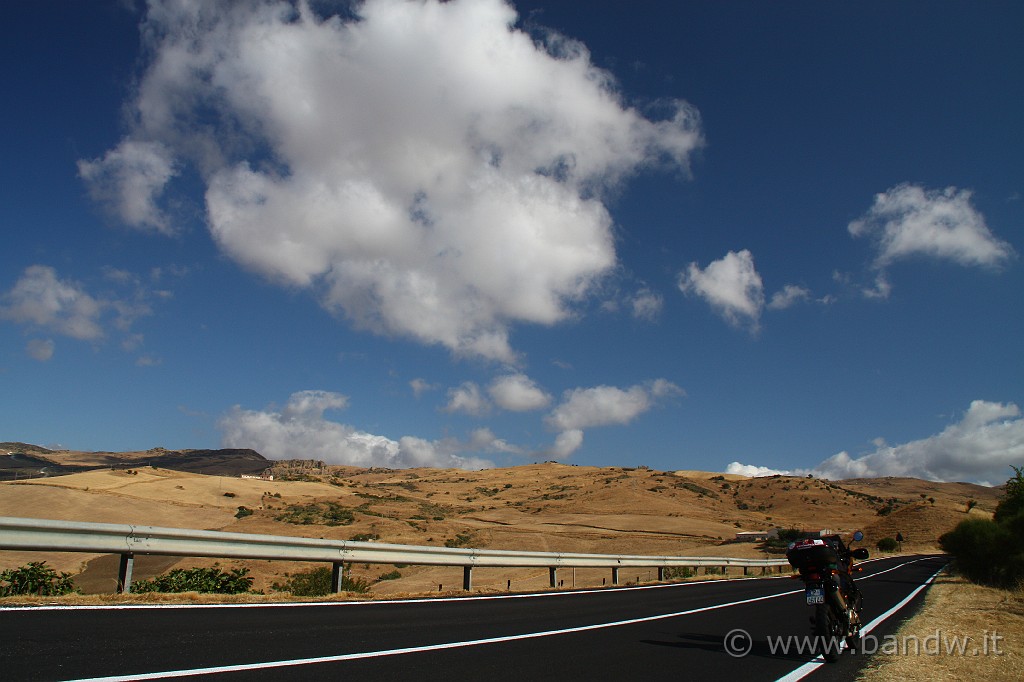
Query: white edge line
xmin=773 ymin=557 xmax=948 ymax=682
xmin=65 ymin=587 xmax=806 ymax=681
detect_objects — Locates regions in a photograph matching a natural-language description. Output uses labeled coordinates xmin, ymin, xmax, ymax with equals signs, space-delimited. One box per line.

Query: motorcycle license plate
xmin=805 ymin=587 xmax=825 ymax=604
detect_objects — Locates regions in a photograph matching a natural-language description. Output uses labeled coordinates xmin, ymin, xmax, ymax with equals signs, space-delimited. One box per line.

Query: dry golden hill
xmin=0 ymin=452 xmax=1002 ymax=596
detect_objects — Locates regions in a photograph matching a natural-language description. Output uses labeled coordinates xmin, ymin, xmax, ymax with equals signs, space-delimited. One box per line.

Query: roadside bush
xmin=272 ymin=566 xmax=370 ymax=596
xmin=876 ymin=537 xmax=899 ymax=552
xmin=662 ymin=567 xmax=695 ymax=580
xmin=0 ymin=562 xmax=77 ymax=597
xmin=940 ymin=466 xmax=1024 ymax=589
xmin=377 ymin=570 xmax=401 ymax=581
xmin=132 ymin=566 xmax=254 ymax=594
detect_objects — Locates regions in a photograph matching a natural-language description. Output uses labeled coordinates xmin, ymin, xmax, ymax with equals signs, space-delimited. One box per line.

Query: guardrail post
xmin=117 ymin=553 xmax=134 ymax=594
xmin=658 ymin=567 xmax=666 ymax=581
xmin=611 ymin=567 xmax=619 ymax=585
xmin=463 ymin=566 xmax=473 ymax=591
xmin=331 ymin=562 xmax=344 ymax=592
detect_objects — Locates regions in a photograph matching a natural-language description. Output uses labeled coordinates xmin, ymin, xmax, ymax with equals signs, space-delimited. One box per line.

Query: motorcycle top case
xmin=786 ymin=538 xmax=839 ymax=570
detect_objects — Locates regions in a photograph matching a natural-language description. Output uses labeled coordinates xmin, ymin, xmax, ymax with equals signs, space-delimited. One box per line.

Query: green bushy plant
xmin=940 ymin=466 xmax=1024 ymax=589
xmin=132 ymin=566 xmax=254 ymax=594
xmin=272 ymin=566 xmax=370 ymax=596
xmin=876 ymin=537 xmax=899 ymax=552
xmin=0 ymin=562 xmax=77 ymax=596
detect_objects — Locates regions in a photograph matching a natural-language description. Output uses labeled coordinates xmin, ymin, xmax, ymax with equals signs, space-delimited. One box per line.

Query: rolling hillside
xmin=0 ymin=445 xmax=1003 ymax=595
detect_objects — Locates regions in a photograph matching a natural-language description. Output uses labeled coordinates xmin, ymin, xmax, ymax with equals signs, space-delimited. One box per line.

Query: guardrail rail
xmin=0 ymin=516 xmax=791 ymax=594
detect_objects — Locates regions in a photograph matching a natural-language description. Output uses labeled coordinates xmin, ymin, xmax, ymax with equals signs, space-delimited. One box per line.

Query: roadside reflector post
xmin=611 ymin=567 xmax=619 ymax=585
xmin=117 ymin=553 xmax=134 ymax=594
xmin=463 ymin=566 xmax=472 ymax=591
xmin=549 ymin=567 xmax=557 ymax=588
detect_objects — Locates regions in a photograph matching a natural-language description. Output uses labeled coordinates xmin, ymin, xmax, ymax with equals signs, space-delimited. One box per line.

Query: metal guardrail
xmin=0 ymin=516 xmax=791 ymax=594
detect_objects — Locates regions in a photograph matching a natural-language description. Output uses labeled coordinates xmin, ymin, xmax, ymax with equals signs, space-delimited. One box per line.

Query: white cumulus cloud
xmin=1 ymin=266 xmax=106 ymax=341
xmin=849 ymin=184 xmax=1015 ymax=270
xmin=443 ymin=381 xmax=491 ymax=416
xmin=488 ymin=373 xmax=551 ymax=412
xmin=811 ymin=400 xmax=1024 ymax=484
xmin=678 ymin=249 xmax=764 ymax=330
xmin=78 ymin=139 xmax=178 ymax=234
xmin=544 ymin=379 xmax=683 ymax=457
xmin=218 ymin=389 xmax=493 ymax=469
xmin=83 ymin=0 xmax=703 ymax=362
xmin=725 ymin=462 xmax=791 ymax=477
xmin=728 ymin=400 xmax=1024 ymax=485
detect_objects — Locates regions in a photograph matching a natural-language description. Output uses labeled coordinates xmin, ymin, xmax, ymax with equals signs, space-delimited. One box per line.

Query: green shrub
xmin=275 ymin=501 xmax=355 ymax=526
xmin=940 ymin=466 xmax=1024 ymax=589
xmin=0 ymin=562 xmax=77 ymax=596
xmin=235 ymin=506 xmax=253 ymax=519
xmin=132 ymin=566 xmax=254 ymax=594
xmin=876 ymin=537 xmax=899 ymax=552
xmin=272 ymin=566 xmax=370 ymax=596
xmin=663 ymin=566 xmax=695 ymax=579
xmin=377 ymin=570 xmax=401 ymax=581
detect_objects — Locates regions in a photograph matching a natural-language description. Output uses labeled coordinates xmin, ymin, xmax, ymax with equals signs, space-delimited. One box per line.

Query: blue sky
xmin=2 ymin=1 xmax=1022 ymax=484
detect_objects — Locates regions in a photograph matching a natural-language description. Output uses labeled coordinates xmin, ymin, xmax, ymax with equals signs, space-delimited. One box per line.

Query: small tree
xmin=994 ymin=465 xmax=1024 ymax=523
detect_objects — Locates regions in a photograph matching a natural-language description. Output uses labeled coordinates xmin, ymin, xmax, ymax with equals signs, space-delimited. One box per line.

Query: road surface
xmin=1 ymin=554 xmax=946 ymax=681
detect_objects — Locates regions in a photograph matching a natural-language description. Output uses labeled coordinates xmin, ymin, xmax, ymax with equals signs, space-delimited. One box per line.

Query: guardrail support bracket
xmin=463 ymin=566 xmax=472 ymax=591
xmin=611 ymin=567 xmax=619 ymax=585
xmin=117 ymin=553 xmax=135 ymax=594
xmin=549 ymin=567 xmax=557 ymax=588
xmin=332 ymin=562 xmax=344 ymax=592
xmin=658 ymin=567 xmax=666 ymax=581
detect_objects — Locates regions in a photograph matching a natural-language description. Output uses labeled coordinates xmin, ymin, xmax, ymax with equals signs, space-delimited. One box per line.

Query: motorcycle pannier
xmin=786 ymin=538 xmax=839 ymax=570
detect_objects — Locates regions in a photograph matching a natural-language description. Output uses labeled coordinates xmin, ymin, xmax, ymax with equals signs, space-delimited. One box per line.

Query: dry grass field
xmin=0 ymin=448 xmax=1001 ymax=596
xmin=857 ymin=572 xmax=1024 ymax=681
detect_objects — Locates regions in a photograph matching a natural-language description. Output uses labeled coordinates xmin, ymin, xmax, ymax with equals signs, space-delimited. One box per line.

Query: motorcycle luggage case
xmin=786 ymin=539 xmax=839 ymax=569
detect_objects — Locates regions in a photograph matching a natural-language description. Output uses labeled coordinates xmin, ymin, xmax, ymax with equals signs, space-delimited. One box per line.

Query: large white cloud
xmin=80 ymin=0 xmax=703 ymax=362
xmin=849 ymin=184 xmax=1015 ymax=270
xmin=678 ymin=249 xmax=764 ymax=330
xmin=219 ymin=389 xmax=493 ymax=469
xmin=727 ymin=400 xmax=1024 ymax=485
xmin=544 ymin=379 xmax=683 ymax=457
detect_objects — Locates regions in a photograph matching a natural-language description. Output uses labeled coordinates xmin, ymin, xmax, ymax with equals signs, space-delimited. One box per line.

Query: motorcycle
xmin=786 ymin=530 xmax=870 ymax=662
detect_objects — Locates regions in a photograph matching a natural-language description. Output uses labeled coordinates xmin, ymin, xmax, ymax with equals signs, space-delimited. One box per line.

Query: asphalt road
xmin=1 ymin=554 xmax=947 ymax=681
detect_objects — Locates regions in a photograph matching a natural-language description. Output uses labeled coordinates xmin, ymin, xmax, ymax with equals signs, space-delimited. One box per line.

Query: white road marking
xmin=64 ymin=586 xmax=804 ymax=681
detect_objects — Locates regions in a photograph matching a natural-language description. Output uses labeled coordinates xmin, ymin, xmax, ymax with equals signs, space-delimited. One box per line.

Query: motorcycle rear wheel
xmin=813 ymin=604 xmax=842 ymax=663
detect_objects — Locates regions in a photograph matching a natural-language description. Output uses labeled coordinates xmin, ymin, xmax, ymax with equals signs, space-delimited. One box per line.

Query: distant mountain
xmin=0 ymin=442 xmax=55 ymax=455
xmin=0 ymin=444 xmax=270 ymax=480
